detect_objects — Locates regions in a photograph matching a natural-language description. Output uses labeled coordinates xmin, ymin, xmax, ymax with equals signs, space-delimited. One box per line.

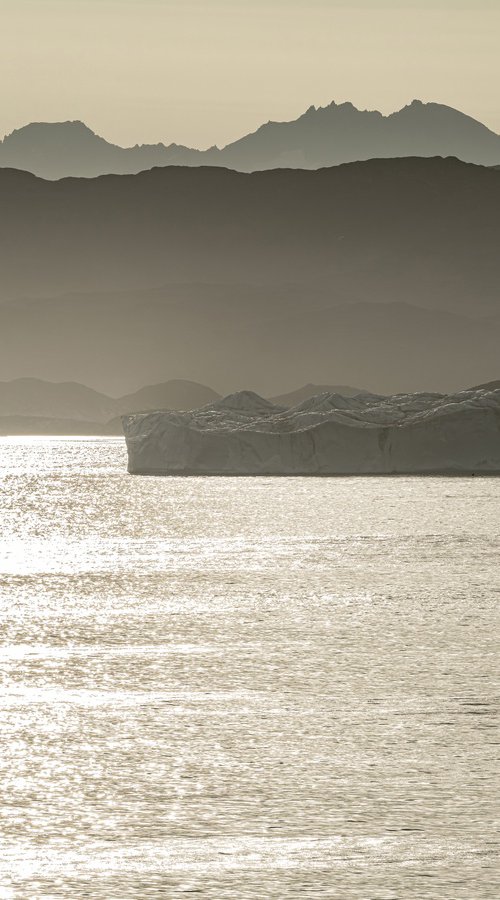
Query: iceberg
xmin=122 ymin=388 xmax=500 ymax=475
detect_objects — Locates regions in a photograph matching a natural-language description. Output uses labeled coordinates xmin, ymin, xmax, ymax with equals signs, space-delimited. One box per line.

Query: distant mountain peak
xmin=3 ymin=119 xmax=97 ymax=139
xmin=1 ymin=99 xmax=500 ymax=179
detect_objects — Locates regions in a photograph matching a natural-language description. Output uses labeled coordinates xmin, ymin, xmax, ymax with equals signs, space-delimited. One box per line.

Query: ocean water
xmin=0 ymin=437 xmax=498 ymax=899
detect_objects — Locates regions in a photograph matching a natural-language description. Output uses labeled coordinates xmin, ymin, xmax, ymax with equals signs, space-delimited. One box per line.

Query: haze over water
xmin=0 ymin=438 xmax=498 ymax=898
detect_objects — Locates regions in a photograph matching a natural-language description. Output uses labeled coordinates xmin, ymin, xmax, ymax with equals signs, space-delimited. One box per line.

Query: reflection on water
xmin=0 ymin=438 xmax=498 ymax=898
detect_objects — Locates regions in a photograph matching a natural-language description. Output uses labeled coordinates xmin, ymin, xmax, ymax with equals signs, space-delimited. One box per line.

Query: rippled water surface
xmin=0 ymin=438 xmax=499 ymax=899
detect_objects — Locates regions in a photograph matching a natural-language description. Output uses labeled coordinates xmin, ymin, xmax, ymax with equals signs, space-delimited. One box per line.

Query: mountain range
xmin=1 ymin=100 xmax=500 ymax=179
xmin=1 ymin=156 xmax=500 ymax=398
xmin=0 ymin=378 xmax=364 ymax=434
xmin=1 ymin=156 xmax=500 ymax=395
xmin=1 ymin=156 xmax=499 ymax=311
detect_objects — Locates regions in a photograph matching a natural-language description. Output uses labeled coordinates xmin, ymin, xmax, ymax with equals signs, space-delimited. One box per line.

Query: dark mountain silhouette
xmin=0 ymin=158 xmax=500 ymax=312
xmin=0 ymin=121 xmax=212 ymax=180
xmin=0 ymin=377 xmax=116 ymax=421
xmin=1 ymin=157 xmax=499 ymax=313
xmin=1 ymin=100 xmax=500 ymax=179
xmin=1 ymin=157 xmax=500 ymax=396
xmin=0 ymin=378 xmax=221 ymax=426
xmin=219 ymin=100 xmax=500 ymax=171
xmin=116 ymin=380 xmax=220 ymax=414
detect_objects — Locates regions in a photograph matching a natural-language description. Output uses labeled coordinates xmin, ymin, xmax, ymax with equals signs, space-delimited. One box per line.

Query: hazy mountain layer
xmin=0 ymin=377 xmax=368 ymax=435
xmin=1 ymin=158 xmax=500 ymax=396
xmin=0 ymin=378 xmax=222 ymax=426
xmin=1 ymin=293 xmax=498 ymax=400
xmin=0 ymin=378 xmax=117 ymax=422
xmin=1 ymin=157 xmax=499 ymax=315
xmin=1 ymin=100 xmax=500 ymax=178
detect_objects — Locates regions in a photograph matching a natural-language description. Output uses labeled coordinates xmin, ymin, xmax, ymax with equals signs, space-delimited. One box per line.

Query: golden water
xmin=0 ymin=439 xmax=498 ymax=898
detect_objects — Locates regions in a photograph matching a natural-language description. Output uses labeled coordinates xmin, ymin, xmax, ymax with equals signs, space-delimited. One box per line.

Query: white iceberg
xmin=122 ymin=388 xmax=500 ymax=475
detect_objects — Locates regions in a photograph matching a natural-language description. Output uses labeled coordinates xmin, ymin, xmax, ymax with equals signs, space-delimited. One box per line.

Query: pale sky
xmin=2 ymin=0 xmax=499 ymax=147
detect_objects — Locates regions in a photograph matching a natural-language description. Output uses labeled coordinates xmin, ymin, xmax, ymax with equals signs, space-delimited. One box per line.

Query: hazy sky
xmin=2 ymin=0 xmax=499 ymax=147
